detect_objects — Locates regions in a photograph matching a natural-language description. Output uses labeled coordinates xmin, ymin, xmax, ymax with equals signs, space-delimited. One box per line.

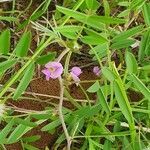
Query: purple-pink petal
xmin=45 ymin=62 xmax=63 ymax=69
xmin=42 ymin=69 xmax=51 ymax=81
xmin=93 ymin=66 xmax=100 ymax=76
xmin=49 ymin=67 xmax=63 ymax=79
xmin=42 ymin=62 xmax=63 ymax=80
xmin=71 ymin=67 xmax=82 ymax=77
xmin=70 ymin=72 xmax=80 ymax=83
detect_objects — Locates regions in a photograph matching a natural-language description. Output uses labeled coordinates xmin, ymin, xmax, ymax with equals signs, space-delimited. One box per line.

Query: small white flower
xmin=0 ymin=103 xmax=5 ymax=117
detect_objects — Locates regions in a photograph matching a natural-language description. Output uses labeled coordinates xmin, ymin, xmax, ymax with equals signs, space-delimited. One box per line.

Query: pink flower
xmin=93 ymin=66 xmax=100 ymax=76
xmin=70 ymin=67 xmax=82 ymax=83
xmin=42 ymin=62 xmax=63 ymax=80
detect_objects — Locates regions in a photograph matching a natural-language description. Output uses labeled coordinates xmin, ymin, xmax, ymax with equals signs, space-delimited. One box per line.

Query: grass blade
xmin=13 ymin=63 xmax=35 ymax=100
xmin=97 ymin=89 xmax=110 ymax=114
xmin=0 ymin=29 xmax=10 ymax=54
xmin=130 ymin=74 xmax=150 ymax=101
xmin=14 ymin=31 xmax=32 ymax=57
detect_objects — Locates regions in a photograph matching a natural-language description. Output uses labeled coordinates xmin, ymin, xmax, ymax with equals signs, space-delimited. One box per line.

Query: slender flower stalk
xmin=58 ymin=77 xmax=71 ymax=150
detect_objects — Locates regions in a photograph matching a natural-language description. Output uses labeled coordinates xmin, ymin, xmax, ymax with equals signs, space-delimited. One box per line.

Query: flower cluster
xmin=42 ymin=61 xmax=100 ymax=83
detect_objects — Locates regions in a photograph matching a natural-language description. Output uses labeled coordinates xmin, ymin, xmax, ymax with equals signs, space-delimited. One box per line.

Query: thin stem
xmin=58 ymin=77 xmax=71 ymax=150
xmin=79 ymin=84 xmax=91 ymax=107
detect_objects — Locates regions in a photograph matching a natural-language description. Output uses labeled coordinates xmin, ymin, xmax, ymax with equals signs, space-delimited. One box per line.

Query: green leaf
xmin=130 ymin=74 xmax=150 ymax=101
xmin=89 ymin=43 xmax=108 ymax=59
xmin=85 ymin=0 xmax=100 ymax=10
xmin=112 ymin=25 xmax=143 ymax=42
xmin=41 ymin=114 xmax=70 ymax=131
xmin=0 ymin=119 xmax=14 ymax=144
xmin=22 ymin=135 xmax=41 ymax=143
xmin=103 ymin=140 xmax=112 ymax=150
xmin=102 ymin=67 xmax=117 ymax=82
xmin=139 ymin=64 xmax=150 ymax=71
xmin=125 ymin=51 xmax=138 ymax=74
xmin=55 ymin=25 xmax=81 ymax=39
xmin=81 ymin=34 xmax=107 ymax=45
xmin=114 ymin=79 xmax=134 ymax=124
xmin=87 ymin=81 xmax=100 ymax=93
xmin=97 ymin=89 xmax=110 ymax=114
xmin=130 ymin=0 xmax=144 ymax=10
xmin=0 ymin=16 xmax=18 ymax=22
xmin=142 ymin=2 xmax=150 ymax=26
xmin=23 ymin=144 xmax=40 ymax=150
xmin=123 ymin=137 xmax=133 ymax=150
xmin=13 ymin=63 xmax=35 ymax=100
xmin=36 ymin=52 xmax=56 ymax=65
xmin=103 ymin=0 xmax=110 ymax=17
xmin=14 ymin=118 xmax=37 ymax=127
xmin=0 ymin=29 xmax=10 ymax=54
xmin=31 ymin=0 xmax=51 ymax=21
xmin=111 ymin=39 xmax=135 ymax=49
xmin=138 ymin=29 xmax=150 ymax=61
xmin=57 ymin=6 xmax=125 ymax=29
xmin=7 ymin=117 xmax=31 ymax=143
xmin=31 ymin=112 xmax=52 ymax=120
xmin=0 ymin=59 xmax=16 ymax=73
xmin=14 ymin=31 xmax=32 ymax=57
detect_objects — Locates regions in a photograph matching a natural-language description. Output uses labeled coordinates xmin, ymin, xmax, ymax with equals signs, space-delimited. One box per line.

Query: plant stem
xmin=58 ymin=77 xmax=71 ymax=150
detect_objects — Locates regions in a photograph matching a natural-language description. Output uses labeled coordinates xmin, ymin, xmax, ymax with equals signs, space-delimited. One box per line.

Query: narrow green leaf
xmin=0 ymin=119 xmax=14 ymax=144
xmin=31 ymin=112 xmax=51 ymax=120
xmin=36 ymin=52 xmax=56 ymax=65
xmin=102 ymin=67 xmax=117 ymax=82
xmin=87 ymin=81 xmax=100 ymax=93
xmin=41 ymin=114 xmax=70 ymax=131
xmin=57 ymin=6 xmax=125 ymax=29
xmin=130 ymin=74 xmax=150 ymax=101
xmin=31 ymin=0 xmax=51 ymax=21
xmin=112 ymin=25 xmax=143 ymax=42
xmin=103 ymin=140 xmax=112 ymax=150
xmin=125 ymin=51 xmax=138 ymax=74
xmin=7 ymin=117 xmax=30 ymax=143
xmin=0 ymin=59 xmax=16 ymax=73
xmin=85 ymin=0 xmax=100 ymax=10
xmin=22 ymin=135 xmax=41 ymax=143
xmin=0 ymin=16 xmax=18 ymax=22
xmin=139 ymin=64 xmax=150 ymax=71
xmin=138 ymin=30 xmax=150 ymax=61
xmin=56 ymin=25 xmax=81 ymax=39
xmin=14 ymin=118 xmax=37 ymax=127
xmin=14 ymin=31 xmax=32 ymax=57
xmin=13 ymin=63 xmax=35 ymax=100
xmin=97 ymin=89 xmax=110 ymax=114
xmin=114 ymin=79 xmax=134 ymax=124
xmin=111 ymin=39 xmax=135 ymax=49
xmin=0 ymin=29 xmax=10 ymax=54
xmin=103 ymin=0 xmax=110 ymax=17
xmin=142 ymin=2 xmax=150 ymax=26
xmin=23 ymin=144 xmax=40 ymax=150
xmin=81 ymin=35 xmax=107 ymax=45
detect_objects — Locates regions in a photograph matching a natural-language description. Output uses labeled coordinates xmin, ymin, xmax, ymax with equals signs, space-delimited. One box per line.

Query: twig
xmin=58 ymin=77 xmax=71 ymax=150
